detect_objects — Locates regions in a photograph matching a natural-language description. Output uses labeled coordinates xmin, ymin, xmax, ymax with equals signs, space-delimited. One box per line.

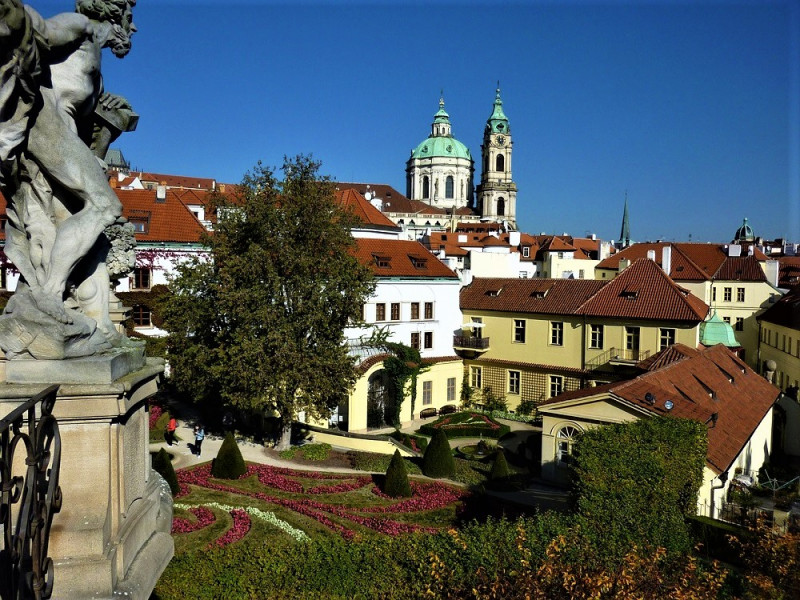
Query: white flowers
xmin=174 ymin=502 xmax=310 ymax=543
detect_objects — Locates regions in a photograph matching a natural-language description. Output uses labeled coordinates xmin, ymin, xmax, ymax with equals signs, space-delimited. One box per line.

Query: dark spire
xmin=620 ymin=193 xmax=630 ymax=247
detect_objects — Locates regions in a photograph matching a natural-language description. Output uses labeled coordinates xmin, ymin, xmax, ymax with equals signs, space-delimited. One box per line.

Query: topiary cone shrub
xmin=488 ymin=449 xmax=511 ymax=490
xmin=422 ymin=429 xmax=455 ymax=478
xmin=211 ymin=432 xmax=246 ymax=479
xmin=152 ymin=448 xmax=179 ymax=495
xmin=383 ymin=450 xmax=412 ymax=498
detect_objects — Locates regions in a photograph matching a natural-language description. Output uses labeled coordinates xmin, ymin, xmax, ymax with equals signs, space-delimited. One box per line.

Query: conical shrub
xmin=211 ymin=432 xmax=246 ymax=479
xmin=422 ymin=429 xmax=455 ymax=478
xmin=152 ymin=448 xmax=179 ymax=495
xmin=490 ymin=449 xmax=511 ymax=482
xmin=384 ymin=450 xmax=412 ymax=498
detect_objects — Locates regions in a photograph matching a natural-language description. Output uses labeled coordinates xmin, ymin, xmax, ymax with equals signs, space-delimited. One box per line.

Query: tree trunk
xmin=275 ymin=422 xmax=292 ymax=451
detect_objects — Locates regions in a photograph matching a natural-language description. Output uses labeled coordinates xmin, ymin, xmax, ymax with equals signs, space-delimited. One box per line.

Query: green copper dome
xmin=734 ymin=217 xmax=755 ymax=242
xmin=411 ymin=136 xmax=472 ymax=160
xmin=699 ymin=311 xmax=740 ymax=347
xmin=486 ymin=85 xmax=510 ymax=134
xmin=411 ymin=96 xmax=472 ymax=160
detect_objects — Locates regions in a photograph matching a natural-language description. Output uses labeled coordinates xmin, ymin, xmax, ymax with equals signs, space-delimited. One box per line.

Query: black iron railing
xmin=586 ymin=347 xmax=650 ymax=369
xmin=0 ymin=385 xmax=61 ymax=600
xmin=453 ymin=335 xmax=490 ymax=350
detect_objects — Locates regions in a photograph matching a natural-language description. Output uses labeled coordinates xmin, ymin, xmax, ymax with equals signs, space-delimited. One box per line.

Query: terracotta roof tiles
xmin=353 ymin=238 xmax=458 ymax=279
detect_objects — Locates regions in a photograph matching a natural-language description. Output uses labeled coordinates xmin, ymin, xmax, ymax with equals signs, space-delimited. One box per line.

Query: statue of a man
xmin=0 ymin=0 xmax=138 ymax=359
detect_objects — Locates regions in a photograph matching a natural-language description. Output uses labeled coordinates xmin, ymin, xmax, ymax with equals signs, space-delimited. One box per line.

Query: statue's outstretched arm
xmin=23 ymin=6 xmax=91 ymax=48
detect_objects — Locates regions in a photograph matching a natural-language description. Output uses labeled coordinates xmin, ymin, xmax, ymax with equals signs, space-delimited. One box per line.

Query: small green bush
xmin=152 ymin=448 xmax=179 ymax=495
xmin=422 ymin=429 xmax=455 ymax=478
xmin=384 ymin=450 xmax=412 ymax=498
xmin=349 ymin=451 xmax=422 ymax=474
xmin=488 ymin=450 xmax=512 ymax=490
xmin=299 ymin=443 xmax=331 ymax=461
xmin=211 ymin=433 xmax=246 ymax=479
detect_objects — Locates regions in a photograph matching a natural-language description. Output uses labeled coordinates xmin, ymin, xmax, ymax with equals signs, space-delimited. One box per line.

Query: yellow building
xmin=458 ymin=259 xmax=709 ymax=410
xmin=757 ymin=285 xmax=800 ymax=395
xmin=537 ymin=344 xmax=779 ymax=520
xmin=596 ymin=243 xmax=780 ymax=368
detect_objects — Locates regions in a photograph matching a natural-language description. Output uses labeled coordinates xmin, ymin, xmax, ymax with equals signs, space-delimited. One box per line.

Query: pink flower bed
xmin=175 ymin=463 xmax=467 ymax=540
xmin=172 ymin=506 xmax=215 ymax=534
xmin=149 ymin=405 xmax=163 ymax=429
xmin=211 ymin=509 xmax=251 ymax=548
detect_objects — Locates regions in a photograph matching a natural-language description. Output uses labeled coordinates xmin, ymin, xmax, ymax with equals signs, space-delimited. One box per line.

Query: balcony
xmin=453 ymin=335 xmax=490 ymax=353
xmin=586 ymin=347 xmax=650 ymax=370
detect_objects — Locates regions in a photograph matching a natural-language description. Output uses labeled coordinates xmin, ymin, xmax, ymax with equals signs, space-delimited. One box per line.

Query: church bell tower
xmin=476 ymin=85 xmax=517 ymax=228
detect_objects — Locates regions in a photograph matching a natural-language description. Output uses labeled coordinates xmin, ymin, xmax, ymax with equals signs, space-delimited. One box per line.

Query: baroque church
xmin=405 ymin=87 xmax=518 ymax=229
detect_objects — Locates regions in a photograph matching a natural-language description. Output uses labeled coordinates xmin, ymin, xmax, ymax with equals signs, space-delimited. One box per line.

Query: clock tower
xmin=476 ymin=86 xmax=517 ymax=228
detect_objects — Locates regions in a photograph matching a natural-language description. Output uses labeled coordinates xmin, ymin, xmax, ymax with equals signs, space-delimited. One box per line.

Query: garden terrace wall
xmin=299 ymin=424 xmax=415 ymax=456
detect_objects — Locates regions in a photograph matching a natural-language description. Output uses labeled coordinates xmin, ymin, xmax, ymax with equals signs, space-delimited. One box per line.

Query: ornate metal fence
xmin=0 ymin=385 xmax=61 ymax=600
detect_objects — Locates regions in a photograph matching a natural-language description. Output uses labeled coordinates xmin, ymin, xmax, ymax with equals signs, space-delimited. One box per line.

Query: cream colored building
xmin=538 ymin=344 xmax=779 ymax=520
xmin=757 ymin=285 xmax=800 ymax=395
xmin=458 ymin=259 xmax=709 ymax=411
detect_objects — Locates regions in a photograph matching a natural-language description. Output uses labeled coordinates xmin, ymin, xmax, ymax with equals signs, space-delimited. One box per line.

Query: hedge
xmin=417 ymin=411 xmax=510 ymax=440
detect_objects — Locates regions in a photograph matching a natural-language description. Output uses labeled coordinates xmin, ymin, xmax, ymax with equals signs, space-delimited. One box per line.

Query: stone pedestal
xmin=0 ymin=358 xmax=174 ymax=599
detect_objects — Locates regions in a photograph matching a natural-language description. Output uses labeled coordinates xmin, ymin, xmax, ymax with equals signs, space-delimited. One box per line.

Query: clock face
xmin=496 ymin=135 xmax=506 ymax=146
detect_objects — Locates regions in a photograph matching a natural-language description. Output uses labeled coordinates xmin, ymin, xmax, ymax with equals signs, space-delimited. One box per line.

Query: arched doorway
xmin=367 ymin=370 xmax=396 ymax=429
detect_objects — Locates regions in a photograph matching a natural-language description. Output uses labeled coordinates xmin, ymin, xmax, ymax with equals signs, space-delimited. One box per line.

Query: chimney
xmin=765 ymin=260 xmax=779 ymax=287
xmin=109 ymin=177 xmax=117 ymax=188
xmin=619 ymin=258 xmax=630 ymax=272
xmin=728 ymin=244 xmax=742 ymax=257
xmin=508 ymin=231 xmax=521 ymax=246
xmin=156 ymin=185 xmax=167 ymax=202
xmin=647 ymin=250 xmax=656 ymax=261
xmin=661 ymin=245 xmax=672 ymax=276
xmin=219 ymin=184 xmax=226 ymax=193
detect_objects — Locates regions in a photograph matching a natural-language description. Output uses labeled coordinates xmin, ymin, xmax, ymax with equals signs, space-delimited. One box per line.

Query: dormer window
xmin=531 ymin=291 xmax=547 ymax=299
xmin=373 ymin=254 xmax=391 ymax=268
xmin=129 ymin=216 xmax=149 ymax=233
xmin=522 ymin=246 xmax=530 ymax=258
xmin=620 ymin=290 xmax=638 ymax=300
xmin=409 ymin=254 xmax=428 ymax=269
xmin=485 ymin=288 xmax=502 ymax=297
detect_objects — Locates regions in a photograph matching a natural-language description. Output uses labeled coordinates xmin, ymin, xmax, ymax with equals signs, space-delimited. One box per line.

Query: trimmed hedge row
xmin=417 ymin=411 xmax=511 ymax=440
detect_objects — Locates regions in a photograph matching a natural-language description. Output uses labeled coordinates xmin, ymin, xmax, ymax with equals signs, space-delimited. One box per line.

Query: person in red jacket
xmin=166 ymin=417 xmax=177 ymax=446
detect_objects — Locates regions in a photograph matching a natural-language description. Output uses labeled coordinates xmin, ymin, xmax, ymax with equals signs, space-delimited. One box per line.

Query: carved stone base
xmin=5 ymin=345 xmax=145 ymax=385
xmin=0 ymin=359 xmax=174 ymax=600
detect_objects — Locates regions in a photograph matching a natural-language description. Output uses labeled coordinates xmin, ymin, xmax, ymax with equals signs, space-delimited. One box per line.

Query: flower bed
xmin=417 ymin=412 xmax=511 ymax=439
xmin=174 ymin=462 xmax=468 ymax=540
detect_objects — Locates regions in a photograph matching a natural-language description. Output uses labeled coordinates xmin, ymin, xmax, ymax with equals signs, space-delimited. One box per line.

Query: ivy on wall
xmin=382 ymin=342 xmax=429 ymax=426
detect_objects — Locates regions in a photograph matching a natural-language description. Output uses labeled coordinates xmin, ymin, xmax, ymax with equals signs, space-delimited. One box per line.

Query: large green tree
xmin=162 ymin=156 xmax=375 ymax=447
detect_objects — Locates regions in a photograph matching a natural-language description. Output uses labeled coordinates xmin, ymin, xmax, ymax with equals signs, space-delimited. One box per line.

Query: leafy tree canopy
xmin=570 ymin=416 xmax=708 ymax=566
xmin=163 ymin=156 xmax=375 ymax=443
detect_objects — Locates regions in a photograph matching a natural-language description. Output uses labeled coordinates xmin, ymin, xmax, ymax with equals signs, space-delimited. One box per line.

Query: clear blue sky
xmin=34 ymin=0 xmax=800 ymax=244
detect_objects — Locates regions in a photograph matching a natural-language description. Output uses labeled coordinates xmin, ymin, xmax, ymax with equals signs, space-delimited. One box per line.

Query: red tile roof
xmin=757 ymin=284 xmax=800 ymax=330
xmin=597 ymin=242 xmax=769 ymax=282
xmin=577 ymin=259 xmax=709 ymax=322
xmin=134 ymin=171 xmax=216 ymax=190
xmin=353 ymin=239 xmax=458 ymax=279
xmin=778 ymin=257 xmax=800 ymax=289
xmin=460 ymin=277 xmax=606 ymax=315
xmin=541 ymin=344 xmax=779 ymax=474
xmin=115 ymin=188 xmax=206 ymax=243
xmin=335 ymin=188 xmax=400 ymax=230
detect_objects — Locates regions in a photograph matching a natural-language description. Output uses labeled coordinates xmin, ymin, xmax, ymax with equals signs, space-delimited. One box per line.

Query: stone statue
xmin=0 ymin=0 xmax=139 ymax=360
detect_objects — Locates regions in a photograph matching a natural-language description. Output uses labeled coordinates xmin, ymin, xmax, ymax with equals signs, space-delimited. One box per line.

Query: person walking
xmin=194 ymin=424 xmax=205 ymax=456
xmin=166 ymin=416 xmax=177 ymax=446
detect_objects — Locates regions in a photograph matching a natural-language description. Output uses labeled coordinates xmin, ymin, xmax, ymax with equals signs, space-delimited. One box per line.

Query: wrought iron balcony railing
xmin=0 ymin=385 xmax=61 ymax=600
xmin=453 ymin=335 xmax=490 ymax=351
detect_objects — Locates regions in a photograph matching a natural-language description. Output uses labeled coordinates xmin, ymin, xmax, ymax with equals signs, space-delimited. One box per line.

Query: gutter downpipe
xmin=709 ymin=471 xmax=729 ymax=519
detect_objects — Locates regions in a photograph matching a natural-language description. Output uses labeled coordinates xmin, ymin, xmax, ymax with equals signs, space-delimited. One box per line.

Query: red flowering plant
xmin=174 ymin=462 xmax=468 ymax=540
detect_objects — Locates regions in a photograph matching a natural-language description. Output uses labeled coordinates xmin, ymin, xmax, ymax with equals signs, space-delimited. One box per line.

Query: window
xmin=712 ymin=287 xmax=717 ymax=302
xmin=0 ymin=266 xmax=6 ymax=290
xmin=522 ymin=246 xmax=530 ymax=258
xmin=551 ymin=322 xmax=563 ymax=346
xmin=513 ymin=319 xmax=526 ymax=343
xmin=410 ymin=332 xmax=420 ymax=349
xmin=508 ymin=370 xmax=521 ymax=395
xmin=470 ymin=366 xmax=482 ymax=389
xmin=410 ymin=302 xmax=420 ymax=320
xmin=589 ymin=324 xmax=604 ymax=349
xmin=424 ymin=331 xmax=433 ymax=349
xmin=390 ymin=303 xmax=400 ymax=320
xmin=549 ymin=375 xmax=564 ymax=398
xmin=737 ymin=287 xmax=745 ymax=302
xmin=131 ymin=267 xmax=151 ymax=290
xmin=129 ymin=216 xmax=149 ymax=233
xmin=723 ymin=316 xmax=731 ymax=324
xmin=659 ymin=328 xmax=676 ymax=351
xmin=735 ymin=317 xmax=744 ymax=332
xmin=556 ymin=425 xmax=580 ymax=465
xmin=132 ymin=305 xmax=151 ymax=327
xmin=445 ymin=176 xmax=454 ymax=199
xmin=724 ymin=287 xmax=732 ymax=302
xmin=422 ymin=176 xmax=429 ymax=198
xmin=625 ymin=326 xmax=640 ymax=351
xmin=409 ymin=254 xmax=428 ymax=269
xmin=424 ymin=302 xmax=434 ymax=319
xmin=375 ymin=303 xmax=386 ymax=321
xmin=471 ymin=317 xmax=483 ymax=339
xmin=496 ymin=154 xmax=505 ymax=171
xmin=422 ymin=381 xmax=432 ymax=405
xmin=447 ymin=377 xmax=456 ymax=402
xmin=373 ymin=254 xmax=391 ymax=268
xmin=497 ymin=198 xmax=505 ymax=216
